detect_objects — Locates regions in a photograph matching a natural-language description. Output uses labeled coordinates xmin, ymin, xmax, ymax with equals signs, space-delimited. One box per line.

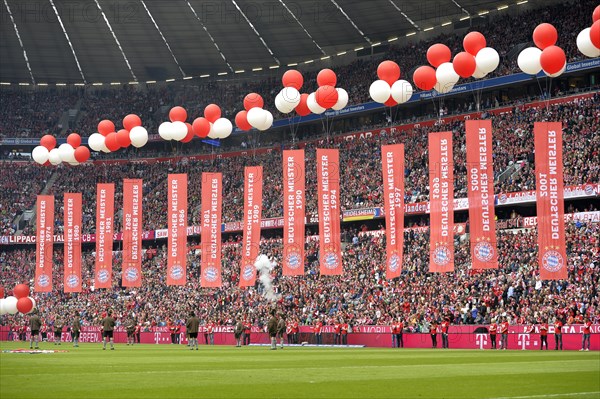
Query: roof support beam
xmin=3 ymin=0 xmax=35 ymax=84
xmin=48 ymin=0 xmax=86 ymax=83
xmin=329 ymin=0 xmax=371 ymax=45
xmin=230 ymin=0 xmax=280 ymax=65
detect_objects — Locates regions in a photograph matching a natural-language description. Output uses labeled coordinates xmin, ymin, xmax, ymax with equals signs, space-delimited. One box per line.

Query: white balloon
xmin=4 ymin=296 xmax=18 ymax=315
xmin=29 ymin=297 xmax=36 ymax=313
xmin=436 ymin=62 xmax=460 ymax=86
xmin=369 ymin=80 xmax=391 ymax=104
xmin=158 ymin=121 xmax=173 ymax=141
xmin=434 ymin=80 xmax=455 ymax=94
xmin=212 ymin=118 xmax=233 ymax=138
xmin=247 ymin=107 xmax=268 ymax=129
xmin=332 ymin=88 xmax=349 ymax=110
xmin=577 ymin=28 xmax=600 ymax=58
xmin=307 ymin=92 xmax=326 ymax=114
xmin=517 ymin=47 xmax=543 ymax=75
xmin=58 ymin=143 xmax=75 ymax=162
xmin=472 ymin=64 xmax=488 ymax=79
xmin=476 ymin=47 xmax=500 ymax=74
xmin=31 ymin=146 xmax=49 ymax=164
xmin=207 ymin=123 xmax=217 ymax=139
xmin=275 ymin=91 xmax=295 ymax=114
xmin=171 ymin=121 xmax=188 ymax=141
xmin=391 ymin=80 xmax=413 ymax=104
xmin=546 ymin=62 xmax=566 ymax=77
xmin=88 ymin=133 xmax=106 ymax=152
xmin=129 ymin=126 xmax=149 ymax=148
xmin=101 ymin=143 xmax=111 ymax=153
xmin=0 ymin=299 xmax=6 ymax=316
xmin=280 ymin=87 xmax=301 ymax=109
xmin=49 ymin=148 xmax=62 ymax=165
xmin=258 ymin=111 xmax=273 ymax=131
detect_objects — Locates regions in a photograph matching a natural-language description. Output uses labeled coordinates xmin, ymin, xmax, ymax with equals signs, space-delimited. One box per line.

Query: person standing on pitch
xmin=268 ymin=310 xmax=278 ymax=350
xmin=186 ymin=311 xmax=200 ymax=350
xmin=101 ymin=310 xmax=116 ymax=350
xmin=500 ymin=317 xmax=509 ymax=350
xmin=72 ymin=312 xmax=81 ymax=347
xmin=234 ymin=318 xmax=244 ymax=347
xmin=430 ymin=319 xmax=438 ymax=348
xmin=277 ymin=313 xmax=286 ymax=349
xmin=539 ymin=319 xmax=548 ymax=350
xmin=441 ymin=318 xmax=450 ymax=349
xmin=489 ymin=319 xmax=498 ymax=350
xmin=554 ymin=318 xmax=563 ymax=350
xmin=126 ymin=318 xmax=136 ymax=345
xmin=29 ymin=311 xmax=42 ymax=349
xmin=243 ymin=318 xmax=251 ymax=346
xmin=581 ymin=317 xmax=591 ymax=351
xmin=54 ymin=318 xmax=63 ymax=345
xmin=314 ymin=317 xmax=323 ymax=345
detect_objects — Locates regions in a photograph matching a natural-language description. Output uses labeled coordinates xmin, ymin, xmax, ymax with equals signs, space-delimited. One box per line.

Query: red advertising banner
xmin=465 ymin=120 xmax=498 ymax=269
xmin=95 ymin=183 xmax=114 ymax=289
xmin=167 ymin=174 xmax=187 ymax=285
xmin=240 ymin=167 xmax=263 ymax=287
xmin=428 ymin=132 xmax=454 ymax=273
xmin=381 ymin=144 xmax=404 ymax=278
xmin=316 ymin=149 xmax=342 ymax=275
xmin=63 ymin=193 xmax=82 ymax=293
xmin=201 ymin=173 xmax=222 ymax=287
xmin=282 ymin=150 xmax=305 ymax=276
xmin=535 ymin=122 xmax=567 ymax=280
xmin=35 ymin=195 xmax=54 ymax=292
xmin=122 ymin=179 xmax=142 ymax=287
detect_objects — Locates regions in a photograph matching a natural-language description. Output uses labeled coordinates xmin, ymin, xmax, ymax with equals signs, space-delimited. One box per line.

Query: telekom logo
xmin=475 ymin=334 xmax=488 ymax=349
xmin=518 ymin=333 xmax=530 ymax=350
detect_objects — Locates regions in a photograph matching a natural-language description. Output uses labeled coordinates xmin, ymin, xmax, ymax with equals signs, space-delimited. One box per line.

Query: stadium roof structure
xmin=1 ymin=0 xmax=537 ymax=84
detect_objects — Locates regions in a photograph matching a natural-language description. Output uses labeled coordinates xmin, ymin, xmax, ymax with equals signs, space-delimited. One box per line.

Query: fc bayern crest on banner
xmin=37 ymin=274 xmax=50 ymax=288
xmin=542 ymin=250 xmax=564 ymax=272
xmin=170 ymin=265 xmax=184 ymax=280
xmin=433 ymin=244 xmax=451 ymax=266
xmin=124 ymin=267 xmax=139 ymax=282
xmin=286 ymin=252 xmax=302 ymax=270
xmin=204 ymin=266 xmax=218 ymax=282
xmin=324 ymin=251 xmax=340 ymax=270
xmin=388 ymin=253 xmax=400 ymax=273
xmin=66 ymin=274 xmax=79 ymax=288
xmin=474 ymin=241 xmax=495 ymax=262
xmin=96 ymin=270 xmax=110 ymax=284
xmin=242 ymin=265 xmax=254 ymax=281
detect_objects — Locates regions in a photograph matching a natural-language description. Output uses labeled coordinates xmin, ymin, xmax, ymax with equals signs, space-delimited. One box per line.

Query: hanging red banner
xmin=63 ymin=193 xmax=82 ymax=293
xmin=466 ymin=120 xmax=498 ymax=269
xmin=240 ymin=166 xmax=263 ymax=287
xmin=35 ymin=195 xmax=54 ymax=292
xmin=122 ymin=179 xmax=142 ymax=287
xmin=381 ymin=144 xmax=405 ymax=279
xmin=95 ymin=183 xmax=114 ymax=289
xmin=428 ymin=132 xmax=454 ymax=273
xmin=316 ymin=149 xmax=342 ymax=275
xmin=167 ymin=174 xmax=188 ymax=285
xmin=282 ymin=149 xmax=305 ymax=276
xmin=535 ymin=122 xmax=567 ymax=280
xmin=201 ymin=173 xmax=222 ymax=287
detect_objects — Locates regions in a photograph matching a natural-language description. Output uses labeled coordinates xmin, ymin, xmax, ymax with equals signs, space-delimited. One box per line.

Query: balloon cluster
xmin=518 ymin=23 xmax=567 ymax=77
xmin=89 ymin=115 xmax=149 ymax=153
xmin=369 ymin=60 xmax=413 ymax=105
xmin=413 ymin=32 xmax=499 ymax=94
xmin=307 ymin=69 xmax=348 ymax=114
xmin=161 ymin=105 xmax=231 ymax=141
xmin=0 ymin=284 xmax=36 ymax=315
xmin=235 ymin=94 xmax=273 ymax=131
xmin=32 ymin=133 xmax=91 ymax=166
xmin=576 ymin=6 xmax=600 ymax=58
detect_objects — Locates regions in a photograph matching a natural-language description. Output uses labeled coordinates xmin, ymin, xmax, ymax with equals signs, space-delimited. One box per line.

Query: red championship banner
xmin=122 ymin=179 xmax=142 ymax=287
xmin=240 ymin=166 xmax=263 ymax=287
xmin=381 ymin=144 xmax=405 ymax=279
xmin=95 ymin=183 xmax=114 ymax=289
xmin=316 ymin=149 xmax=342 ymax=275
xmin=466 ymin=120 xmax=498 ymax=269
xmin=282 ymin=149 xmax=305 ymax=275
xmin=201 ymin=173 xmax=222 ymax=287
xmin=167 ymin=174 xmax=187 ymax=285
xmin=63 ymin=193 xmax=82 ymax=293
xmin=428 ymin=132 xmax=454 ymax=273
xmin=535 ymin=122 xmax=567 ymax=280
xmin=35 ymin=195 xmax=54 ymax=292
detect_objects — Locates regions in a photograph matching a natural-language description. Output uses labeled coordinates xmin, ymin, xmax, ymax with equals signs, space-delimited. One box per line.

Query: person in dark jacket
xmin=267 ymin=310 xmax=279 ymax=350
xmin=29 ymin=311 xmax=42 ymax=349
xmin=101 ymin=310 xmax=116 ymax=350
xmin=186 ymin=312 xmax=200 ymax=351
xmin=277 ymin=314 xmax=286 ymax=349
xmin=234 ymin=318 xmax=244 ymax=347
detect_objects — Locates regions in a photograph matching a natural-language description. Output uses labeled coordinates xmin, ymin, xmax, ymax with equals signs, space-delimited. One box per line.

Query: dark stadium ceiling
xmin=0 ymin=0 xmax=543 ymax=84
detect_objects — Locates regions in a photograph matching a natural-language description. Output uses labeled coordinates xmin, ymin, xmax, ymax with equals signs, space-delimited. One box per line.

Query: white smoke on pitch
xmin=254 ymin=254 xmax=280 ymax=302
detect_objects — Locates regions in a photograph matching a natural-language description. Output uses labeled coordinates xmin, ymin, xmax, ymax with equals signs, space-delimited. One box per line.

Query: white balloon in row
xmin=577 ymin=27 xmax=600 ymax=58
xmin=158 ymin=121 xmax=187 ymax=141
xmin=211 ymin=118 xmax=233 ymax=139
xmin=369 ymin=80 xmax=414 ymax=104
xmin=129 ymin=126 xmax=149 ymax=147
xmin=518 ymin=47 xmax=543 ymax=75
xmin=31 ymin=146 xmax=49 ymax=164
xmin=247 ymin=107 xmax=274 ymax=131
xmin=307 ymin=93 xmax=326 ymax=114
xmin=332 ymin=88 xmax=349 ymax=111
xmin=275 ymin=87 xmax=301 ymax=114
xmin=0 ymin=296 xmax=18 ymax=315
xmin=435 ymin=62 xmax=459 ymax=94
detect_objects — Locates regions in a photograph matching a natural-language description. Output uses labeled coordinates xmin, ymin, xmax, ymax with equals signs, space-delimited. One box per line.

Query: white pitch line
xmin=489 ymin=392 xmax=600 ymax=399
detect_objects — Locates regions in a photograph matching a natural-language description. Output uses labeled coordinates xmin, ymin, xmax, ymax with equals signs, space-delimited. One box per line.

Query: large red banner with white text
xmin=381 ymin=144 xmax=404 ymax=278
xmin=282 ymin=150 xmax=305 ymax=276
xmin=35 ymin=195 xmax=54 ymax=292
xmin=167 ymin=174 xmax=187 ymax=285
xmin=122 ymin=179 xmax=142 ymax=287
xmin=95 ymin=184 xmax=114 ymax=289
xmin=317 ymin=149 xmax=342 ymax=275
xmin=201 ymin=173 xmax=222 ymax=287
xmin=63 ymin=193 xmax=82 ymax=293
xmin=240 ymin=167 xmax=263 ymax=287
xmin=535 ymin=122 xmax=567 ymax=280
xmin=466 ymin=120 xmax=498 ymax=269
xmin=429 ymin=132 xmax=454 ymax=273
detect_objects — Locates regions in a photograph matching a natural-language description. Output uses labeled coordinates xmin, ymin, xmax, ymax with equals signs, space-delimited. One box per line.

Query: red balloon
xmin=0 ymin=286 xmax=4 ymax=298
xmin=427 ymin=44 xmax=451 ymax=68
xmin=317 ymin=69 xmax=337 ymax=87
xmin=591 ymin=21 xmax=600 ymax=49
xmin=377 ymin=61 xmax=401 ymax=85
xmin=204 ymin=104 xmax=222 ymax=123
xmin=243 ymin=93 xmax=264 ymax=111
xmin=282 ymin=70 xmax=303 ymax=90
xmin=98 ymin=120 xmax=115 ymax=136
xmin=17 ymin=297 xmax=33 ymax=314
xmin=181 ymin=122 xmax=194 ymax=143
xmin=540 ymin=45 xmax=566 ymax=74
xmin=74 ymin=146 xmax=90 ymax=163
xmin=193 ymin=117 xmax=211 ymax=138
xmin=384 ymin=96 xmax=397 ymax=107
xmin=533 ymin=23 xmax=558 ymax=50
xmin=295 ymin=93 xmax=311 ymax=117
xmin=413 ymin=66 xmax=437 ymax=91
xmin=315 ymin=85 xmax=338 ymax=109
xmin=66 ymin=133 xmax=81 ymax=148
xmin=453 ymin=52 xmax=477 ymax=78
xmin=463 ymin=32 xmax=486 ymax=56
xmin=169 ymin=106 xmax=187 ymax=123
xmin=105 ymin=132 xmax=120 ymax=151
xmin=40 ymin=134 xmax=56 ymax=150
xmin=235 ymin=110 xmax=252 ymax=131
xmin=594 ymin=5 xmax=600 ymax=23
xmin=116 ymin=129 xmax=131 ymax=147
xmin=14 ymin=284 xmax=30 ymax=299
xmin=123 ymin=114 xmax=142 ymax=131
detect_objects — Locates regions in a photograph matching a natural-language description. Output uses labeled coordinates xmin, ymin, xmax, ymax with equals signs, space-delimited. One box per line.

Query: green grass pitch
xmin=1 ymin=342 xmax=599 ymax=399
